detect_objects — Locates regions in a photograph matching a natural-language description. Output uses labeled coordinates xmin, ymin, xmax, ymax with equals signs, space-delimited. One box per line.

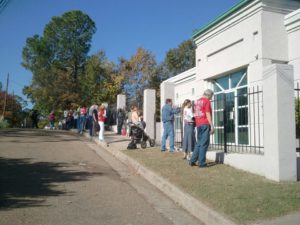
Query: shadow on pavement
xmin=0 ymin=129 xmax=80 ymax=143
xmin=0 ymin=157 xmax=102 ymax=210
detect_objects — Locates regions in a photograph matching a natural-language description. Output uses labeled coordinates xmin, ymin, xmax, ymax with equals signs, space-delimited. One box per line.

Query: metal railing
xmin=173 ymin=86 xmax=264 ymax=154
xmin=210 ymin=86 xmax=264 ymax=154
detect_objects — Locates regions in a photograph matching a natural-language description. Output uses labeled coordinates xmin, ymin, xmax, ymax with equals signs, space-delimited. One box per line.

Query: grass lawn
xmin=123 ymin=148 xmax=300 ymax=225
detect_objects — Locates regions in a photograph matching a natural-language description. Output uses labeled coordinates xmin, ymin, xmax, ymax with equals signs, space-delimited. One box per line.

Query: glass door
xmin=212 ymin=69 xmax=248 ymax=146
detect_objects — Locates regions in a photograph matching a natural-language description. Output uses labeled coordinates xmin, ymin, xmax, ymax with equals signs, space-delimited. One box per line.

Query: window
xmin=212 ymin=69 xmax=248 ymax=145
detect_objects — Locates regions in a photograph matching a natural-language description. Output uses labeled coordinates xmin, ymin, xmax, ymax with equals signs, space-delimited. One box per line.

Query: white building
xmin=161 ymin=0 xmax=300 ymax=181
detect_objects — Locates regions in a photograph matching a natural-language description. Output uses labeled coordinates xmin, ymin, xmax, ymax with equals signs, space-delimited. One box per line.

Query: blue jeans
xmin=191 ymin=125 xmax=210 ymax=166
xmin=50 ymin=121 xmax=55 ymax=129
xmin=161 ymin=121 xmax=175 ymax=151
xmin=88 ymin=116 xmax=93 ymax=137
xmin=78 ymin=115 xmax=86 ymax=133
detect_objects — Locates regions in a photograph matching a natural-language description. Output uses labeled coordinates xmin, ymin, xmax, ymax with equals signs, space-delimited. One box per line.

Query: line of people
xmin=161 ymin=89 xmax=214 ymax=168
xmin=48 ymin=104 xmax=130 ymax=142
xmin=77 ymin=104 xmax=107 ymax=141
xmin=48 ymin=104 xmax=109 ymax=142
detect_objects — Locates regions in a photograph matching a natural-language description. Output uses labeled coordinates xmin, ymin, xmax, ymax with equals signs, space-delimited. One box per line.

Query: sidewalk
xmin=83 ymin=131 xmax=300 ymax=225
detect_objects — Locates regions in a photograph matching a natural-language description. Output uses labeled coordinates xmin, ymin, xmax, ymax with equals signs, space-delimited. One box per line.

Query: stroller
xmin=127 ymin=122 xmax=155 ymax=149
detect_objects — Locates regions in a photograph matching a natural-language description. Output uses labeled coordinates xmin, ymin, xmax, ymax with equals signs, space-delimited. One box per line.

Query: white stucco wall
xmin=161 ymin=67 xmax=197 ymax=106
xmin=194 ymin=0 xmax=262 ymax=86
xmin=285 ymin=8 xmax=300 ymax=82
xmin=160 ymin=0 xmax=300 ymax=181
xmin=164 ymin=0 xmax=300 ymax=101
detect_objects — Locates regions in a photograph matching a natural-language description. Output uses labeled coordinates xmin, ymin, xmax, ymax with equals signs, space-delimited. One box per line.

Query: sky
xmin=0 ymin=0 xmax=240 ymax=108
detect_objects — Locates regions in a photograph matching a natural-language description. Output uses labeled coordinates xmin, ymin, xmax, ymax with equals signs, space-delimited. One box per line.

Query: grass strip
xmin=123 ymin=148 xmax=300 ymax=224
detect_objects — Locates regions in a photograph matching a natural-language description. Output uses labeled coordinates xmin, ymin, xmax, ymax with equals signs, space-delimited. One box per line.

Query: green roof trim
xmin=192 ymin=0 xmax=254 ymax=39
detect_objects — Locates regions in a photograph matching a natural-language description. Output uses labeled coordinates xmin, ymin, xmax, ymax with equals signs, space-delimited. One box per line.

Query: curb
xmin=86 ymin=133 xmax=237 ymax=225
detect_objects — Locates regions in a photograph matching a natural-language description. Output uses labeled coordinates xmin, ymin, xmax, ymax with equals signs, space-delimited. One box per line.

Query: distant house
xmin=161 ymin=0 xmax=300 ymax=181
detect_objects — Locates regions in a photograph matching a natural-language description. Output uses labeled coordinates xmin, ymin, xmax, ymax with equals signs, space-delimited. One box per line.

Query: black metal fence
xmin=174 ymin=111 xmax=183 ymax=150
xmin=174 ymin=86 xmax=264 ymax=154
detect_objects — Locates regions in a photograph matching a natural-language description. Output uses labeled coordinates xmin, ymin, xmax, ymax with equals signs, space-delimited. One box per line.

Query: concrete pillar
xmin=160 ymin=81 xmax=175 ymax=111
xmin=117 ymin=94 xmax=126 ymax=110
xmin=143 ymin=89 xmax=156 ymax=139
xmin=113 ymin=94 xmax=126 ymax=133
xmin=160 ymin=81 xmax=175 ymax=144
xmin=285 ymin=9 xmax=300 ymax=81
xmin=263 ymin=64 xmax=297 ymax=181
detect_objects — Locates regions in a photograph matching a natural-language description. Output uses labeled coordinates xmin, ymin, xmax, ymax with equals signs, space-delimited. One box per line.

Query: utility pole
xmin=1 ymin=73 xmax=9 ymax=121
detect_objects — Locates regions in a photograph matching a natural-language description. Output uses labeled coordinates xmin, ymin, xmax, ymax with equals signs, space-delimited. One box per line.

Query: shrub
xmin=0 ymin=120 xmax=9 ymax=128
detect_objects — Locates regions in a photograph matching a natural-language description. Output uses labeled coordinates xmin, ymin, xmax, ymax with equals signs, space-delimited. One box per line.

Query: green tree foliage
xmin=163 ymin=39 xmax=196 ymax=77
xmin=119 ymin=48 xmax=157 ymax=108
xmin=0 ymin=91 xmax=23 ymax=127
xmin=148 ymin=39 xmax=196 ymax=100
xmin=22 ymin=10 xmax=96 ymax=114
xmin=80 ymin=51 xmax=124 ymax=105
xmin=145 ymin=40 xmax=196 ymax=119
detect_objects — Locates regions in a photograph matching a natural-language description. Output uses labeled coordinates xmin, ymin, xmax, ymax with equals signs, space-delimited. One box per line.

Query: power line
xmin=0 ymin=0 xmax=10 ymax=14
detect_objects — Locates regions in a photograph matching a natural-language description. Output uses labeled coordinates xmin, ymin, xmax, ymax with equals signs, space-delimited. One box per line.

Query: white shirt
xmin=183 ymin=107 xmax=193 ymax=123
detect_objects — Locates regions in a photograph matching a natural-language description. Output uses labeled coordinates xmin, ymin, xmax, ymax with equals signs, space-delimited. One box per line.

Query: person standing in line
xmin=92 ymin=104 xmax=98 ymax=137
xmin=161 ymin=98 xmax=180 ymax=153
xmin=98 ymin=104 xmax=106 ymax=141
xmin=78 ymin=105 xmax=87 ymax=134
xmin=127 ymin=105 xmax=139 ymax=137
xmin=49 ymin=110 xmax=55 ymax=130
xmin=30 ymin=109 xmax=39 ymax=128
xmin=130 ymin=105 xmax=139 ymax=124
xmin=73 ymin=108 xmax=78 ymax=129
xmin=76 ymin=106 xmax=80 ymax=130
xmin=88 ymin=104 xmax=98 ymax=137
xmin=189 ymin=89 xmax=214 ymax=168
xmin=117 ymin=108 xmax=125 ymax=135
xmin=182 ymin=99 xmax=196 ymax=160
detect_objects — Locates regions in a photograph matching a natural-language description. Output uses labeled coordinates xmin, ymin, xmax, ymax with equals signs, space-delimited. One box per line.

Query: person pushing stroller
xmin=127 ymin=106 xmax=155 ymax=149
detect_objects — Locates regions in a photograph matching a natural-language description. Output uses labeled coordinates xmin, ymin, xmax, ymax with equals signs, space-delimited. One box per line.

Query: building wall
xmin=285 ymin=8 xmax=300 ymax=82
xmin=173 ymin=77 xmax=197 ymax=105
xmin=194 ymin=0 xmax=262 ymax=86
xmin=193 ymin=0 xmax=300 ymax=88
xmin=169 ymin=0 xmax=300 ymax=101
xmin=160 ymin=0 xmax=300 ymax=181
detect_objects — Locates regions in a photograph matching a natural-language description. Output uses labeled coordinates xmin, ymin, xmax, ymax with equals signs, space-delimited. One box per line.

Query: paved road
xmin=0 ymin=129 xmax=200 ymax=225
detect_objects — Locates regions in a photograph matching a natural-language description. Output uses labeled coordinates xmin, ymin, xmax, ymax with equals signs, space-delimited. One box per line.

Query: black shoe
xmin=189 ymin=161 xmax=196 ymax=167
xmin=199 ymin=164 xmax=207 ymax=168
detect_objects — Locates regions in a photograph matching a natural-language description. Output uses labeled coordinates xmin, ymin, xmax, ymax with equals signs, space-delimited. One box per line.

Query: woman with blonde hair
xmin=130 ymin=105 xmax=139 ymax=124
xmin=98 ymin=104 xmax=106 ymax=141
xmin=182 ymin=99 xmax=195 ymax=160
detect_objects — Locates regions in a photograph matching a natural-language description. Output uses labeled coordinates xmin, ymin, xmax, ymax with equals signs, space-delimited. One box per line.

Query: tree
xmin=143 ymin=39 xmax=196 ymax=120
xmin=0 ymin=91 xmax=23 ymax=127
xmin=119 ymin=48 xmax=157 ymax=109
xmin=22 ymin=10 xmax=96 ymax=114
xmin=79 ymin=51 xmax=124 ymax=105
xmin=163 ymin=39 xmax=196 ymax=77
